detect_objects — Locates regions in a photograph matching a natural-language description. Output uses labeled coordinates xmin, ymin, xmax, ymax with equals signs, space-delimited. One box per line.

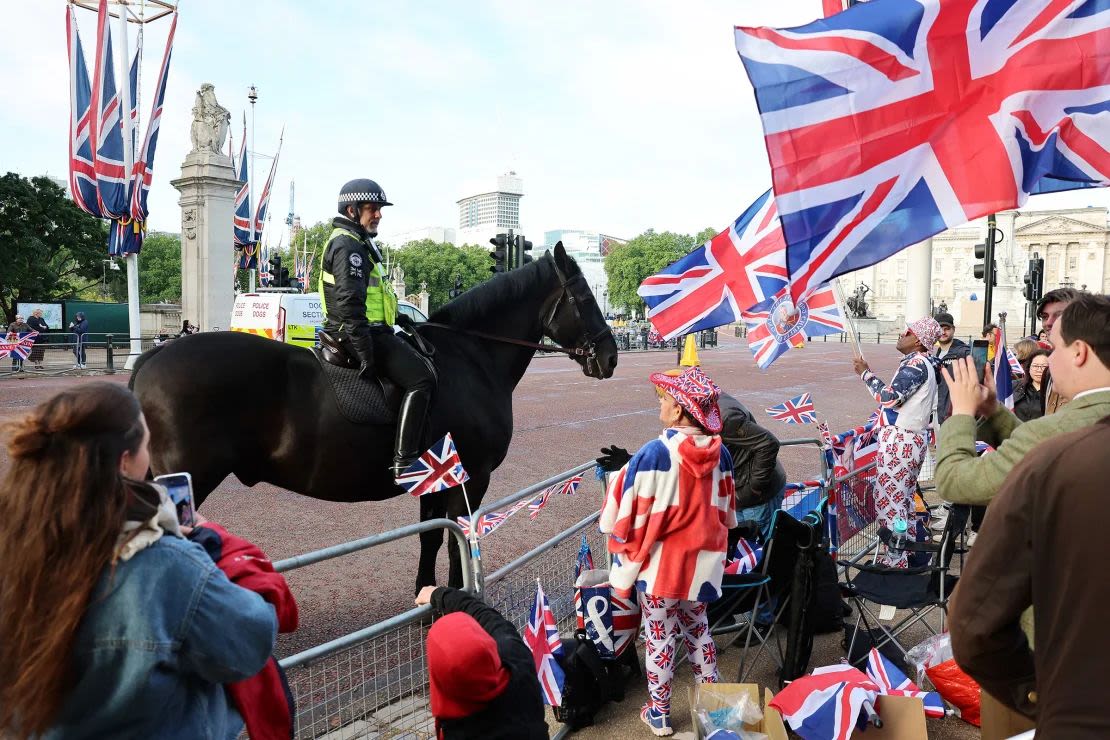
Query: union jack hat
xmin=906 ymin=316 xmax=942 ymax=350
xmin=649 ymin=366 xmax=722 ymax=433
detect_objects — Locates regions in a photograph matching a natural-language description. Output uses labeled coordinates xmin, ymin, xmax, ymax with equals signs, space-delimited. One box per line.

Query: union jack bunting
xmin=395 ymin=432 xmax=470 ymax=496
xmin=233 ymin=114 xmax=254 ymax=249
xmin=742 ymin=283 xmax=846 ymax=369
xmin=723 ymin=537 xmax=762 ymax=575
xmin=528 ymin=473 xmax=583 ymax=520
xmin=769 ymin=663 xmax=880 ymax=740
xmin=574 ymin=535 xmax=594 ymax=580
xmin=524 ymin=580 xmax=565 ymax=706
xmin=735 ymin=0 xmax=1110 ymax=301
xmin=638 ymin=190 xmax=788 ymax=340
xmin=0 ymin=332 xmax=39 ymax=361
xmin=866 ymin=648 xmax=946 ymax=719
xmin=766 ymin=393 xmax=817 ymax=424
xmin=457 ymin=496 xmax=532 ymax=538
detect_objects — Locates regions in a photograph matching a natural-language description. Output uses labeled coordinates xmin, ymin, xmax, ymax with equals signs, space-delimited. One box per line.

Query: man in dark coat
xmin=719 ymin=392 xmax=787 ymax=540
xmin=416 ymin=586 xmax=548 ymax=739
xmin=932 ymin=312 xmax=970 ymax=424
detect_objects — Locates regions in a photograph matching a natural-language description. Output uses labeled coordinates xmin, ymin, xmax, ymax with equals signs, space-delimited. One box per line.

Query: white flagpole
xmin=833 ymin=278 xmax=866 ymax=360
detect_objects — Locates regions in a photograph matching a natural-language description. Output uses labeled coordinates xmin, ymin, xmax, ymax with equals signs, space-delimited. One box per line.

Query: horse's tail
xmin=128 ymin=343 xmax=168 ymax=391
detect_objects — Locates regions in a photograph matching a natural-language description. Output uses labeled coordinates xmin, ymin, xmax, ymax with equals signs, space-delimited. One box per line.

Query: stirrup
xmin=392 ymin=456 xmax=418 ymax=480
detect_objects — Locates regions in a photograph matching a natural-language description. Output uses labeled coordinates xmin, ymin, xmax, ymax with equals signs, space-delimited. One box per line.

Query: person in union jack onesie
xmin=598 ymin=366 xmax=737 ymax=736
xmin=852 ymin=317 xmax=941 ymax=568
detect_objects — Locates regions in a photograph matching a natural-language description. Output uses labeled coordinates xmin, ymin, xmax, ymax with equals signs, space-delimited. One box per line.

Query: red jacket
xmin=192 ymin=523 xmax=299 ymax=740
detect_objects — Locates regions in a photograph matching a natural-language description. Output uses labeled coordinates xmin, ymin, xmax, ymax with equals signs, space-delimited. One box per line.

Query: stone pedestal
xmin=171 ymin=150 xmax=239 ymax=332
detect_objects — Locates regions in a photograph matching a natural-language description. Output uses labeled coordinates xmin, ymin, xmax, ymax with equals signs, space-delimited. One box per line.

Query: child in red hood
xmin=416 ymin=585 xmax=548 ymax=739
xmin=598 ymin=366 xmax=737 ymax=736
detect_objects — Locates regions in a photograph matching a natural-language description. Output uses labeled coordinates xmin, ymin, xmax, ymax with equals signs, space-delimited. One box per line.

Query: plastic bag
xmin=906 ymin=632 xmax=954 ymax=686
xmin=694 ymin=685 xmax=766 ymax=739
xmin=926 ymin=659 xmax=981 ymax=727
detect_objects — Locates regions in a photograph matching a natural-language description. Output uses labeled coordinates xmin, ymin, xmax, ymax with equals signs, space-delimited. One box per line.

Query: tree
xmin=392 ymin=240 xmax=494 ymax=312
xmin=603 ymin=229 xmax=695 ymax=315
xmin=136 ymin=232 xmax=182 ymax=303
xmin=0 ymin=173 xmax=109 ymax=322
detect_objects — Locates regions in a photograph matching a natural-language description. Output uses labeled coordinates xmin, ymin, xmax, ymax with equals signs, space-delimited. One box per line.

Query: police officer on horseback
xmin=320 ymin=178 xmax=436 ymax=479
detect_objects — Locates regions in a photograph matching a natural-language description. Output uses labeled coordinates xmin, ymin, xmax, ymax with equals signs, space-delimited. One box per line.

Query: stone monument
xmin=171 ymin=84 xmax=240 ymax=332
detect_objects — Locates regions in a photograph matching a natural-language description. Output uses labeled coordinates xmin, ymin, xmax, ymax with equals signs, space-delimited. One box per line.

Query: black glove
xmin=596 ymin=445 xmax=632 ymax=472
xmin=349 ymin=331 xmax=375 ymax=379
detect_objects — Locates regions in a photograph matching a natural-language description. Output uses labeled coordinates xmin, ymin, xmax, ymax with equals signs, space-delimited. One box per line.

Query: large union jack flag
xmin=67 ymin=5 xmax=100 ymax=218
xmin=233 ymin=114 xmax=255 ymax=252
xmin=253 ymin=132 xmax=283 ymax=237
xmin=735 ymin=0 xmax=1110 ymax=300
xmin=524 ymin=580 xmax=565 ymax=706
xmin=1 ymin=332 xmax=39 ymax=361
xmin=741 ymin=282 xmax=846 ymax=369
xmin=770 ymin=664 xmax=880 ymax=739
xmin=129 ymin=11 xmax=176 ymax=225
xmin=638 ymin=189 xmax=788 ymax=340
xmin=395 ymin=432 xmax=470 ymax=496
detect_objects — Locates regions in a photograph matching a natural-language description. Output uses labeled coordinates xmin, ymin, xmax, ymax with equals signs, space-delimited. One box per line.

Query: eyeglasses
xmin=1030 ymin=363 xmax=1049 ymax=371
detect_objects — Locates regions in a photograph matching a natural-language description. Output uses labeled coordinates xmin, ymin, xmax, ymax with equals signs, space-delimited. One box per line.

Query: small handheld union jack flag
xmin=395 ymin=432 xmax=469 ymax=496
xmin=723 ymin=538 xmax=762 ymax=575
xmin=765 ymin=393 xmax=817 ymax=424
xmin=528 ymin=473 xmax=583 ymax=521
xmin=1 ymin=332 xmax=39 ymax=361
xmin=524 ymin=579 xmax=565 ymax=706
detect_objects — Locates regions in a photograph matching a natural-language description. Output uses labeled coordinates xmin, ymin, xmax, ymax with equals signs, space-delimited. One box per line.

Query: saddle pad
xmin=315 ymin=350 xmax=397 ymax=425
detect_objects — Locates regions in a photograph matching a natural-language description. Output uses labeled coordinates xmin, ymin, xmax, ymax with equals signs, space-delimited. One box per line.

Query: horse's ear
xmin=553 ymin=241 xmax=568 ymax=268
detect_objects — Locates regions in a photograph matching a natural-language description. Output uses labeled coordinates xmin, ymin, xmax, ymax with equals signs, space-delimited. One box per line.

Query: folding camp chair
xmin=709 ymin=503 xmax=824 ymax=683
xmin=838 ymin=504 xmax=970 ymax=667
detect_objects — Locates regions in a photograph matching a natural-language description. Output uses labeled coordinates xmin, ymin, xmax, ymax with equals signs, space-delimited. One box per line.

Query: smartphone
xmin=155 ymin=472 xmax=196 ymax=527
xmin=970 ymin=340 xmax=990 ymax=382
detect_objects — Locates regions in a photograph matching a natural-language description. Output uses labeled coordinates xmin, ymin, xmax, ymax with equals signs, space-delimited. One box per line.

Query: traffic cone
xmin=680 ymin=334 xmax=700 ymax=366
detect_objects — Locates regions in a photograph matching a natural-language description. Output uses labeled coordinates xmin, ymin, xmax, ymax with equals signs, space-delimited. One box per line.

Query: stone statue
xmin=846 ymin=283 xmax=872 ymax=319
xmin=189 ymin=84 xmax=230 ymax=154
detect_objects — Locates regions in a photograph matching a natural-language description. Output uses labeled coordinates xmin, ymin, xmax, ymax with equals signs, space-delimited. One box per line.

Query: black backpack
xmin=553 ymin=630 xmax=639 ymax=729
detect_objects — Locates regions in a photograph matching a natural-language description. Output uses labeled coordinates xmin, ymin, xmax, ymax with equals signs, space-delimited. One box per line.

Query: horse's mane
xmin=429 ymin=254 xmax=557 ymax=328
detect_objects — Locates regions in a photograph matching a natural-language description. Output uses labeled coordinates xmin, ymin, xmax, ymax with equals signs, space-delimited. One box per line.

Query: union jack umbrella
xmin=528 ymin=473 xmax=583 ymax=520
xmin=766 ymin=393 xmax=817 ymax=424
xmin=637 ymin=190 xmax=789 ymax=340
xmin=395 ymin=432 xmax=469 ymax=497
xmin=524 ymin=580 xmax=565 ymax=706
xmin=0 ymin=332 xmax=39 ymax=361
xmin=735 ymin=0 xmax=1110 ymax=301
xmin=742 ymin=282 xmax=846 ymax=369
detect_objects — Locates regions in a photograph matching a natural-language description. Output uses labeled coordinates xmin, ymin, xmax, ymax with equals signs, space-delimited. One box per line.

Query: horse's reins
xmin=420 ymin=263 xmax=613 ymax=360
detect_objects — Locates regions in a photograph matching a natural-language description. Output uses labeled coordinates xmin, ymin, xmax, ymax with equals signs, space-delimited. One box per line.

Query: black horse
xmin=130 ymin=244 xmax=618 ymax=589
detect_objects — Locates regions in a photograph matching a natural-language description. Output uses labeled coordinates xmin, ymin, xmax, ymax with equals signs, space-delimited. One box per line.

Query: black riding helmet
xmin=337 ymin=178 xmax=392 ymax=216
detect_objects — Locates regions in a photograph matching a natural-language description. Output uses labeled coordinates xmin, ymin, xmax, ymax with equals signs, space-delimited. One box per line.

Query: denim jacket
xmin=44 ymin=534 xmax=278 ymax=739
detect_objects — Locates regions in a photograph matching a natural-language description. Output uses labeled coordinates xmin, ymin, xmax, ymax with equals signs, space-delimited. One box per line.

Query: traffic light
xmin=271 ymin=255 xmax=283 ymax=287
xmin=1023 ymin=256 xmax=1045 ymax=303
xmin=973 ymin=240 xmax=997 ymax=286
xmin=514 ymin=234 xmax=533 ymax=270
xmin=489 ymin=233 xmax=510 ymax=274
xmin=448 ymin=275 xmax=465 ymax=299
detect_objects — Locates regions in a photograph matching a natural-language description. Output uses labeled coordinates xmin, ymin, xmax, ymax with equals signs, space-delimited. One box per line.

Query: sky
xmin=4 ymin=0 xmax=1105 ymax=248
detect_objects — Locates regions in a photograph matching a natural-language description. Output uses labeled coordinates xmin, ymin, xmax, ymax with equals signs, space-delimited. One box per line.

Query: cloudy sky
xmin=4 ymin=1 xmax=1104 ymax=247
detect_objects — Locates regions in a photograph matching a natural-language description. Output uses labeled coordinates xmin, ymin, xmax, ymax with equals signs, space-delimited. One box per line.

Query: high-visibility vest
xmin=318 ymin=226 xmax=398 ymax=326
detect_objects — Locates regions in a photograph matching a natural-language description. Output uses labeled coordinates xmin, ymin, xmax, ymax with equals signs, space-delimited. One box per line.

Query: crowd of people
xmin=0 ymin=285 xmax=1105 ymax=738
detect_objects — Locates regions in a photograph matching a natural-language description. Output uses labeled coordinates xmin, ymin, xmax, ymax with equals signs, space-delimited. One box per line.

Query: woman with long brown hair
xmin=0 ymin=382 xmax=277 ymax=739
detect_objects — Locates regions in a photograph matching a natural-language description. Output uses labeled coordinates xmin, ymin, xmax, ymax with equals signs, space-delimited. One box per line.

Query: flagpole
xmin=833 ymin=278 xmax=865 ymax=360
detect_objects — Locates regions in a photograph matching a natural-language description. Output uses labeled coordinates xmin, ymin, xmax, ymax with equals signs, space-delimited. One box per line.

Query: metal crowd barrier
xmin=0 ymin=334 xmax=161 ymax=376
xmin=272 ymin=519 xmax=471 ymax=739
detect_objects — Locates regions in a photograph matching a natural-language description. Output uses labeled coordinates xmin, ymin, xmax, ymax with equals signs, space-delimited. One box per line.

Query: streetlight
xmin=102 ymin=258 xmax=121 ymax=296
xmin=248 ymin=85 xmax=258 ymax=292
xmin=603 ymin=290 xmax=608 ymax=316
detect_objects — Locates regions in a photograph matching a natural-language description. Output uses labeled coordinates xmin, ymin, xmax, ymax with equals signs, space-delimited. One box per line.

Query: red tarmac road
xmin=0 ymin=333 xmax=907 ymax=657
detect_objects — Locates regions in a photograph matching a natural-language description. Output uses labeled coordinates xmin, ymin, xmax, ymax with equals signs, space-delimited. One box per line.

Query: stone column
xmin=170 ymin=85 xmax=237 ymax=332
xmin=905 ymin=238 xmax=933 ymax=320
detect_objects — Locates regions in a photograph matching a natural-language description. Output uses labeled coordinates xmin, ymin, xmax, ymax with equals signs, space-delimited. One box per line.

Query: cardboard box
xmin=980 ymin=689 xmax=1036 ymax=740
xmin=687 ymin=683 xmax=787 ymax=740
xmin=865 ymin=695 xmax=929 ymax=739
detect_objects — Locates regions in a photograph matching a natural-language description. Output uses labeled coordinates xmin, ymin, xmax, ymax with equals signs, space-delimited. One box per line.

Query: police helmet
xmin=338 ymin=178 xmax=392 ymax=216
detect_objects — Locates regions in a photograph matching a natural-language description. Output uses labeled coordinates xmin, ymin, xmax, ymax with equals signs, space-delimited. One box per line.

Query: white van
xmin=230 ymin=291 xmax=427 ymax=349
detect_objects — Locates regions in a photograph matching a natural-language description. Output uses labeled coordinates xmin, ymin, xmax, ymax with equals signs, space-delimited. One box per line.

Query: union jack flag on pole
xmin=524 ymin=580 xmax=565 ymax=707
xmin=735 ymin=0 xmax=1110 ymax=301
xmin=233 ymin=114 xmax=255 ymax=251
xmin=92 ymin=5 xmax=132 ymax=221
xmin=129 ymin=12 xmax=176 ymax=223
xmin=0 ymin=332 xmax=39 ymax=361
xmin=741 ymin=283 xmax=846 ymax=369
xmin=67 ymin=5 xmax=100 ymax=218
xmin=766 ymin=393 xmax=818 ymax=424
xmin=637 ymin=190 xmax=789 ymax=340
xmin=396 ymin=432 xmax=470 ymax=497
xmin=253 ymin=131 xmax=283 ymax=236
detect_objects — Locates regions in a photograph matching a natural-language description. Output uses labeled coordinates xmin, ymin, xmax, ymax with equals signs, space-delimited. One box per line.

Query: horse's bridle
xmin=421 ymin=260 xmax=613 ymax=366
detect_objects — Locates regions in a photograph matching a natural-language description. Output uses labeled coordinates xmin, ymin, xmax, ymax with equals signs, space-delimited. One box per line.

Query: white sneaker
xmin=930 ymin=514 xmax=948 ymax=532
xmin=965 ymin=531 xmax=978 ymax=547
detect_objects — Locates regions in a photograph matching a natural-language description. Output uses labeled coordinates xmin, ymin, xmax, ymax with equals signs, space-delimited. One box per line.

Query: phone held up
xmin=970 ymin=340 xmax=990 ymax=382
xmin=154 ymin=472 xmax=196 ymax=527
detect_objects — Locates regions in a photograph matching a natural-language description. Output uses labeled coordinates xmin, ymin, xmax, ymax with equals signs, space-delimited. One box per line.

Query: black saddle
xmin=314 ymin=329 xmax=435 ymax=425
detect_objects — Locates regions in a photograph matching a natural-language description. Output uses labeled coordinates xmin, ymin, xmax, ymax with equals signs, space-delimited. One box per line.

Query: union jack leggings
xmin=640 ymin=593 xmax=719 ymax=714
xmin=874 ymin=425 xmax=928 ymax=568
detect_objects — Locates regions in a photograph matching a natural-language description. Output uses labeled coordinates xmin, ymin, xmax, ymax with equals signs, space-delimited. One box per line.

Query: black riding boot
xmin=392 ymin=389 xmax=431 ymax=479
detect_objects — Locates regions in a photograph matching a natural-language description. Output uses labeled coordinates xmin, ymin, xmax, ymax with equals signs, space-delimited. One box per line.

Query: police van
xmin=230 ymin=290 xmax=427 ymax=349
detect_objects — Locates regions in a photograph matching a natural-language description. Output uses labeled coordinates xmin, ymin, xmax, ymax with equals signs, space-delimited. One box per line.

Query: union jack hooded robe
xmin=600 ymin=428 xmax=737 ymax=602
